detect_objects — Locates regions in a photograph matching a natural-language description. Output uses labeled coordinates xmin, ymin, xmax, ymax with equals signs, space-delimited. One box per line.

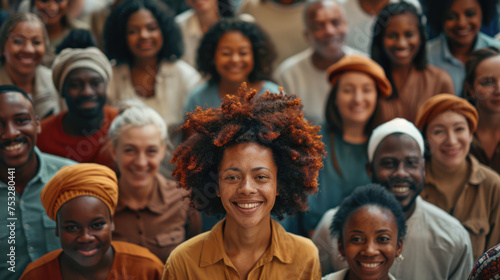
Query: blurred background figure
xmin=175 ymin=0 xmax=234 ymax=67
xmin=371 ymin=2 xmax=454 ymax=124
xmin=109 ymin=104 xmax=201 ymax=263
xmin=0 ymin=12 xmax=60 ymax=119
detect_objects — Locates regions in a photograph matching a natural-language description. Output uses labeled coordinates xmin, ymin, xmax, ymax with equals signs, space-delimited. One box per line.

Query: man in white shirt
xmin=312 ymin=118 xmax=473 ymax=280
xmin=274 ymin=0 xmax=361 ymax=124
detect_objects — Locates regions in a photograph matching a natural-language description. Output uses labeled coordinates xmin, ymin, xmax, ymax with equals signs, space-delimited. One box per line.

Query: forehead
xmin=66 ymin=68 xmax=103 ymax=80
xmin=0 ymin=91 xmax=34 ymax=115
xmin=217 ymin=31 xmax=251 ymax=47
xmin=58 ymin=196 xmax=110 ymax=220
xmin=449 ymin=0 xmax=480 ymax=10
xmin=10 ymin=21 xmax=43 ymax=37
xmin=476 ymin=55 xmax=500 ymax=76
xmin=374 ymin=134 xmax=421 ymax=159
xmin=127 ymin=9 xmax=157 ymax=25
xmin=306 ymin=1 xmax=343 ymax=21
xmin=345 ymin=205 xmax=396 ymax=230
xmin=219 ymin=142 xmax=276 ymax=169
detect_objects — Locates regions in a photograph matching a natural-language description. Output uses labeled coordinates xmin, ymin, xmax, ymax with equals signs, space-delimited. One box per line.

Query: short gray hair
xmin=109 ymin=104 xmax=168 ymax=147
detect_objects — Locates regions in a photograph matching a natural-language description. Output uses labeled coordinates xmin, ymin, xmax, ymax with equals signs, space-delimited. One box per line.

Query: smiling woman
xmin=0 ymin=13 xmax=60 ymax=119
xmin=371 ymin=1 xmax=454 ymax=123
xmin=323 ymin=184 xmax=406 ymax=280
xmin=163 ymin=84 xmax=325 ymax=279
xmin=19 ymin=163 xmax=164 ymax=280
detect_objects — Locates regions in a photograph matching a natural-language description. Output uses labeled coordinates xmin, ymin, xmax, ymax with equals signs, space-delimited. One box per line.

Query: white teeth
xmin=393 ymin=187 xmax=409 ymax=193
xmin=360 ymin=262 xmax=380 ymax=268
xmin=4 ymin=143 xmax=23 ymax=151
xmin=237 ymin=203 xmax=261 ymax=209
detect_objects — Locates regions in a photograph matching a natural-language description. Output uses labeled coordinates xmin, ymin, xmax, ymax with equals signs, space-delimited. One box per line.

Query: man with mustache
xmin=312 ymin=118 xmax=473 ymax=279
xmin=274 ymin=0 xmax=361 ymax=124
xmin=37 ymin=47 xmax=118 ymax=171
xmin=0 ymin=85 xmax=75 ymax=280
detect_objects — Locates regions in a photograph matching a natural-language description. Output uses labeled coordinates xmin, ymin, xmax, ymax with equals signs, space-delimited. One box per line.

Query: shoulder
xmin=20 ymin=250 xmax=62 ymax=279
xmin=40 ymin=112 xmax=62 ymax=128
xmin=112 ymin=241 xmax=163 ymax=266
xmin=104 ymin=105 xmax=119 ymax=119
xmin=261 ymin=81 xmax=280 ymax=94
xmin=275 ymin=49 xmax=313 ymax=75
xmin=471 ymin=156 xmax=500 ymax=189
xmin=417 ymin=198 xmax=470 ymax=240
xmin=322 ymin=268 xmax=348 ymax=280
xmin=477 ymin=32 xmax=500 ymax=48
xmin=273 ymin=220 xmax=318 ymax=256
xmin=161 ymin=60 xmax=198 ymax=75
xmin=175 ymin=9 xmax=195 ymax=25
xmin=167 ymin=231 xmax=211 ymax=263
xmin=38 ymin=150 xmax=77 ymax=167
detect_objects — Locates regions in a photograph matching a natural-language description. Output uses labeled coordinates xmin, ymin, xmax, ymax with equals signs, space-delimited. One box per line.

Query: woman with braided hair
xmin=162 ymin=84 xmax=325 ymax=279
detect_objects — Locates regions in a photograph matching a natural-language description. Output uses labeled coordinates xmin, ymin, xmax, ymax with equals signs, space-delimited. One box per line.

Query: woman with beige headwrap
xmin=415 ymin=94 xmax=500 ymax=261
xmin=19 ymin=163 xmax=164 ymax=280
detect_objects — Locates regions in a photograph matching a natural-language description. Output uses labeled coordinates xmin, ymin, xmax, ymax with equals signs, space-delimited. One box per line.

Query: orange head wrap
xmin=40 ymin=163 xmax=118 ymax=221
xmin=326 ymin=55 xmax=392 ymax=98
xmin=415 ymin=94 xmax=479 ymax=134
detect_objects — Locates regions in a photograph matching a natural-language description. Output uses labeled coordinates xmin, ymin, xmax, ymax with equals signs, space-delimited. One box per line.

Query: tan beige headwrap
xmin=52 ymin=47 xmax=112 ymax=94
xmin=40 ymin=163 xmax=118 ymax=220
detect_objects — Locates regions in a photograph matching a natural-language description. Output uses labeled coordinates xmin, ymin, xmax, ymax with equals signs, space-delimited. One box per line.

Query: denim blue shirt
xmin=0 ymin=147 xmax=75 ymax=280
xmin=427 ymin=32 xmax=500 ymax=96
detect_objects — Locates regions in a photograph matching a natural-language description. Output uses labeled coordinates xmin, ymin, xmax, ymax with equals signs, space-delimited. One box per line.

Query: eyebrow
xmin=62 ymin=217 xmax=106 ymax=224
xmin=222 ymin=167 xmax=271 ymax=173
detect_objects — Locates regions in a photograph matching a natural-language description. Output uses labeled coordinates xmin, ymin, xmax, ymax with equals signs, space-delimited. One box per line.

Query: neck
xmin=477 ymin=109 xmax=500 ymax=130
xmin=0 ymin=153 xmax=39 ymax=191
xmin=223 ymin=217 xmax=272 ymax=256
xmin=5 ymin=65 xmax=35 ymax=92
xmin=62 ymin=111 xmax=105 ymax=136
xmin=195 ymin=7 xmax=220 ymax=33
xmin=311 ymin=50 xmax=345 ymax=71
xmin=118 ymin=177 xmax=155 ymax=209
xmin=391 ymin=64 xmax=413 ymax=91
xmin=45 ymin=22 xmax=64 ymax=40
xmin=358 ymin=0 xmax=389 ymax=15
xmin=133 ymin=57 xmax=158 ymax=70
xmin=61 ymin=244 xmax=114 ymax=278
xmin=218 ymin=80 xmax=248 ymax=97
xmin=429 ymin=157 xmax=469 ymax=181
xmin=342 ymin=122 xmax=367 ymax=144
xmin=447 ymin=38 xmax=475 ymax=64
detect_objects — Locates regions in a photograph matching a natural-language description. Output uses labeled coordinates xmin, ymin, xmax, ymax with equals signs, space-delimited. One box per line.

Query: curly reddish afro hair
xmin=172 ymin=84 xmax=326 ymax=219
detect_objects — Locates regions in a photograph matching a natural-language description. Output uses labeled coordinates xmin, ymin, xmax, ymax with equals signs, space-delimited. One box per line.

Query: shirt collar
xmin=426 ymin=155 xmax=485 ymax=187
xmin=199 ymin=219 xmax=293 ymax=268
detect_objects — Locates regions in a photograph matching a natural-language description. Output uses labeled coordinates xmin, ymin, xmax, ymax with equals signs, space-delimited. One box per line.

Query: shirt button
xmin=20 ymin=200 xmax=24 ymax=205
xmin=136 ymin=215 xmax=140 ymax=219
xmin=24 ymin=224 xmax=29 ymax=229
xmin=29 ymin=246 xmax=34 ymax=251
xmin=138 ymin=230 xmax=142 ymax=235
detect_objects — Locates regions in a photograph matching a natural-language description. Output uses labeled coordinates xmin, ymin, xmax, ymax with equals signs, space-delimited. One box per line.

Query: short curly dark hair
xmin=171 ymin=84 xmax=325 ymax=219
xmin=371 ymin=2 xmax=427 ymax=99
xmin=331 ymin=184 xmax=407 ymax=241
xmin=103 ymin=0 xmax=183 ymax=65
xmin=424 ymin=0 xmax=497 ymax=36
xmin=196 ymin=18 xmax=276 ymax=83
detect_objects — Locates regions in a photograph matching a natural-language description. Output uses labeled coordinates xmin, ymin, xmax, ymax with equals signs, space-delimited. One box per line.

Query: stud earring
xmin=396 ymin=254 xmax=404 ymax=262
xmin=337 ymin=254 xmax=345 ymax=261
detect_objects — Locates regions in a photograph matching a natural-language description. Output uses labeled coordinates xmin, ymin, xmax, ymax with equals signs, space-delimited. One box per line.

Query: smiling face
xmin=0 ymin=91 xmax=40 ymax=169
xmin=34 ymin=0 xmax=69 ymax=27
xmin=126 ymin=9 xmax=163 ymax=62
xmin=335 ymin=71 xmax=378 ymax=127
xmin=63 ymin=68 xmax=106 ymax=119
xmin=443 ymin=0 xmax=482 ymax=48
xmin=371 ymin=134 xmax=424 ymax=215
xmin=218 ymin=142 xmax=278 ymax=230
xmin=305 ymin=1 xmax=347 ymax=59
xmin=111 ymin=125 xmax=166 ymax=190
xmin=214 ymin=31 xmax=254 ymax=84
xmin=470 ymin=55 xmax=500 ymax=114
xmin=3 ymin=21 xmax=45 ymax=77
xmin=339 ymin=205 xmax=402 ymax=280
xmin=383 ymin=12 xmax=421 ymax=67
xmin=57 ymin=196 xmax=114 ymax=269
xmin=426 ymin=111 xmax=473 ymax=170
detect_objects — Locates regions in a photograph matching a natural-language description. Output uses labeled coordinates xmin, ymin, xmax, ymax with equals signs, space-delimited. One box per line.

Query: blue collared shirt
xmin=427 ymin=32 xmax=500 ymax=96
xmin=0 ymin=147 xmax=75 ymax=280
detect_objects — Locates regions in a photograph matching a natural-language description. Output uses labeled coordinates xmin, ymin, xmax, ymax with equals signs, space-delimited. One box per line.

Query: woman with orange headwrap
xmin=19 ymin=163 xmax=164 ymax=280
xmin=415 ymin=94 xmax=500 ymax=261
xmin=163 ymin=84 xmax=325 ymax=279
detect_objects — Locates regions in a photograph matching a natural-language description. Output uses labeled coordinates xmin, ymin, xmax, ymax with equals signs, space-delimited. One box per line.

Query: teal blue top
xmin=0 ymin=148 xmax=76 ymax=280
xmin=184 ymin=80 xmax=280 ymax=114
xmin=303 ymin=123 xmax=371 ymax=233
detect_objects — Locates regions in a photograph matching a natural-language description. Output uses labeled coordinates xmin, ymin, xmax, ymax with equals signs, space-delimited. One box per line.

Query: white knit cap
xmin=367 ymin=118 xmax=424 ymax=162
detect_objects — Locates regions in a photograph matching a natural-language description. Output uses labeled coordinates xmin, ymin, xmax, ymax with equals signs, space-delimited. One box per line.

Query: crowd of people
xmin=1 ymin=0 xmax=500 ymax=279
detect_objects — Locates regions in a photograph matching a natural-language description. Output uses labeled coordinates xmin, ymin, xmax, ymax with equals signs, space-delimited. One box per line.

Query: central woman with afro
xmin=162 ymin=84 xmax=325 ymax=279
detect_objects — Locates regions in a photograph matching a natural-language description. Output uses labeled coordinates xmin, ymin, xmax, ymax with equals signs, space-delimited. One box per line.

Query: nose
xmin=352 ymin=90 xmax=363 ymax=104
xmin=238 ymin=177 xmax=257 ymax=195
xmin=446 ymin=130 xmax=459 ymax=145
xmin=46 ymin=1 xmax=59 ymax=12
xmin=324 ymin=22 xmax=336 ymax=36
xmin=230 ymin=53 xmax=241 ymax=63
xmin=1 ymin=121 xmax=20 ymax=140
xmin=23 ymin=41 xmax=35 ymax=54
xmin=393 ymin=161 xmax=409 ymax=178
xmin=361 ymin=239 xmax=379 ymax=257
xmin=139 ymin=28 xmax=149 ymax=39
xmin=457 ymin=14 xmax=468 ymax=28
xmin=134 ymin=152 xmax=148 ymax=167
xmin=80 ymin=82 xmax=95 ymax=97
xmin=77 ymin=228 xmax=96 ymax=243
xmin=396 ymin=36 xmax=408 ymax=48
